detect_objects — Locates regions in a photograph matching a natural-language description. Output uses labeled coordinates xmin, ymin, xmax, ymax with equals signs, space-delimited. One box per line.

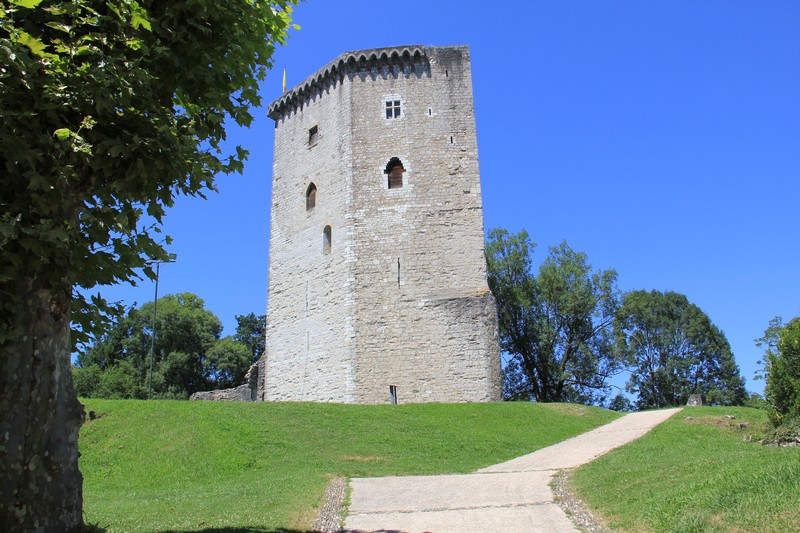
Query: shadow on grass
xmin=87 ymin=526 xmax=409 ymax=533
xmin=160 ymin=529 xmax=311 ymax=533
xmin=84 ymin=526 xmax=317 ymax=533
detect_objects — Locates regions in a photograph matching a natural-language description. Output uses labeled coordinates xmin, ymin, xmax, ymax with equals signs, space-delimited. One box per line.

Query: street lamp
xmin=147 ymin=253 xmax=177 ymax=399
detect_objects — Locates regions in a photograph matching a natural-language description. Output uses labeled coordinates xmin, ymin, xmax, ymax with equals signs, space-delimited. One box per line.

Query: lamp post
xmin=147 ymin=253 xmax=177 ymax=399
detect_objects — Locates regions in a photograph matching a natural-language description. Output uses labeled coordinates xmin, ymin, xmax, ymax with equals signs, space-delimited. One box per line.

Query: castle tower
xmin=265 ymin=45 xmax=501 ymax=403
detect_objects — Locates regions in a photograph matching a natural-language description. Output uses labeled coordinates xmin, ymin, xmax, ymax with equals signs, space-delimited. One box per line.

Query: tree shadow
xmin=84 ymin=526 xmax=316 ymax=533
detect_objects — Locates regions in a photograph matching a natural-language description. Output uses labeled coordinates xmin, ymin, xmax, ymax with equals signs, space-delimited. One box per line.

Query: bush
xmin=765 ymin=317 xmax=800 ymax=426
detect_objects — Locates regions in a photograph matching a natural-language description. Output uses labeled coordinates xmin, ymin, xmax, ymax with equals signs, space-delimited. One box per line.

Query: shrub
xmin=765 ymin=318 xmax=800 ymax=426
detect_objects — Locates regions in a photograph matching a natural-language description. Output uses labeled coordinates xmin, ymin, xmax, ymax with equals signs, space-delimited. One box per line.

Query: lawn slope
xmin=571 ymin=406 xmax=800 ymax=532
xmin=80 ymin=400 xmax=619 ymax=532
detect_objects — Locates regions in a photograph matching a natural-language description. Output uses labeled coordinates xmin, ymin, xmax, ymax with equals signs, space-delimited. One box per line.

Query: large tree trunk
xmin=1 ymin=279 xmax=84 ymax=532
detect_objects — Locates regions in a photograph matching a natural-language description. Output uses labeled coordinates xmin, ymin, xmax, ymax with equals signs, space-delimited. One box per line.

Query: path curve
xmin=342 ymin=408 xmax=681 ymax=533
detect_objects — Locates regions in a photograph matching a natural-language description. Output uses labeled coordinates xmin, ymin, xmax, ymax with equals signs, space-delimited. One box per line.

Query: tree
xmin=486 ymin=228 xmax=623 ymax=404
xmin=762 ymin=317 xmax=800 ymax=426
xmin=608 ymin=394 xmax=633 ymax=412
xmin=74 ymin=293 xmax=260 ymax=398
xmin=233 ymin=312 xmax=267 ymax=363
xmin=205 ymin=336 xmax=253 ymax=390
xmin=615 ymin=290 xmax=746 ymax=409
xmin=0 ymin=1 xmax=297 ymax=529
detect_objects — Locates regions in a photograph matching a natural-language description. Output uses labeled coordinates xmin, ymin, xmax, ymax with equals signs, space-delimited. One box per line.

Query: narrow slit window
xmin=385 ymin=157 xmax=405 ymax=189
xmin=308 ymin=125 xmax=319 ymax=145
xmin=385 ymin=99 xmax=401 ymax=119
xmin=323 ymin=225 xmax=332 ymax=255
xmin=306 ymin=182 xmax=317 ymax=210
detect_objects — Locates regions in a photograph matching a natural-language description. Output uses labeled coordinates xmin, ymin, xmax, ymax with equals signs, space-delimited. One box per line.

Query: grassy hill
xmin=80 ymin=400 xmax=620 ymax=532
xmin=571 ymin=406 xmax=800 ymax=532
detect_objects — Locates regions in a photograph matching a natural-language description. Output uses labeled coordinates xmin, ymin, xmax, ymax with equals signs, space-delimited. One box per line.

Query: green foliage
xmin=0 ymin=0 xmax=298 ymax=347
xmin=744 ymin=391 xmax=769 ymax=410
xmin=75 ymin=293 xmax=255 ymax=398
xmin=205 ymin=336 xmax=252 ymax=389
xmin=614 ymin=290 xmax=747 ymax=409
xmin=763 ymin=317 xmax=800 ymax=426
xmin=79 ymin=400 xmax=621 ymax=531
xmin=607 ymin=393 xmax=633 ymax=412
xmin=572 ymin=407 xmax=800 ymax=532
xmin=233 ymin=312 xmax=267 ymax=363
xmin=486 ymin=228 xmax=623 ymax=404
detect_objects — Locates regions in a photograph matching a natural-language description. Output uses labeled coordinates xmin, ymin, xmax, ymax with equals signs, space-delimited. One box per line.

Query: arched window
xmin=385 ymin=157 xmax=404 ymax=189
xmin=323 ymin=225 xmax=332 ymax=255
xmin=306 ymin=183 xmax=317 ymax=210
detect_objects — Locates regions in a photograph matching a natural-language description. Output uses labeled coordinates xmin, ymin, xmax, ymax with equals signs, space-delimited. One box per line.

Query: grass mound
xmin=571 ymin=406 xmax=800 ymax=532
xmin=80 ymin=400 xmax=619 ymax=532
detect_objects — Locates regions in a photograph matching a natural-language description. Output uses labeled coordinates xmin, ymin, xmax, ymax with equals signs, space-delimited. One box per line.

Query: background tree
xmin=73 ymin=293 xmax=261 ymax=398
xmin=0 ymin=1 xmax=297 ymax=529
xmin=607 ymin=394 xmax=633 ymax=412
xmin=761 ymin=317 xmax=800 ymax=426
xmin=204 ymin=337 xmax=253 ymax=389
xmin=486 ymin=228 xmax=623 ymax=404
xmin=233 ymin=312 xmax=267 ymax=363
xmin=615 ymin=290 xmax=747 ymax=409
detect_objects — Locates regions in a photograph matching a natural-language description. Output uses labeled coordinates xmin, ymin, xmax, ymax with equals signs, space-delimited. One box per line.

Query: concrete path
xmin=343 ymin=408 xmax=681 ymax=533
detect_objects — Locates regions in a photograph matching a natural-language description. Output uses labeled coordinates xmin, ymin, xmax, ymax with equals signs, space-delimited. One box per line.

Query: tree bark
xmin=1 ymin=278 xmax=84 ymax=532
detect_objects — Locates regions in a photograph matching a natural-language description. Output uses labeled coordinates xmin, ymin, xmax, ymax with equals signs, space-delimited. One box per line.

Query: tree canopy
xmin=760 ymin=316 xmax=800 ymax=426
xmin=614 ymin=290 xmax=746 ymax=409
xmin=486 ymin=228 xmax=623 ymax=404
xmin=0 ymin=1 xmax=297 ymax=530
xmin=74 ymin=293 xmax=258 ymax=399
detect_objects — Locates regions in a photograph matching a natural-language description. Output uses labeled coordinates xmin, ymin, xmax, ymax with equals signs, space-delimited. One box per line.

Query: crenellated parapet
xmin=268 ymin=45 xmax=430 ymax=120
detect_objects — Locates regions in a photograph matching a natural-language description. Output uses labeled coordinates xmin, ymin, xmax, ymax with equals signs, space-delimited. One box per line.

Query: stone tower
xmin=265 ymin=45 xmax=501 ymax=403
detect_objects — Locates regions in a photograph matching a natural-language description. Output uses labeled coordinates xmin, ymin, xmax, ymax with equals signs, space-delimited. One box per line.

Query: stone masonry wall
xmin=265 ymin=46 xmax=501 ymax=403
xmin=265 ymin=74 xmax=356 ymax=401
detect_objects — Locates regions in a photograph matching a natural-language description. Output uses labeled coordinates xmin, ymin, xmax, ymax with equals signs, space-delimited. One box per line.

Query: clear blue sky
xmin=99 ymin=1 xmax=800 ymax=395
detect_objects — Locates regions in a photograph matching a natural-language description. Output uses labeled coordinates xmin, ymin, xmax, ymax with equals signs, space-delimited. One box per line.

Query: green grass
xmin=80 ymin=400 xmax=620 ymax=532
xmin=571 ymin=406 xmax=800 ymax=532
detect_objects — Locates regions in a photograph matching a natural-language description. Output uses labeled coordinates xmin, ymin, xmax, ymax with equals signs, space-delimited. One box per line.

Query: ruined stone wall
xmin=265 ymin=46 xmax=501 ymax=403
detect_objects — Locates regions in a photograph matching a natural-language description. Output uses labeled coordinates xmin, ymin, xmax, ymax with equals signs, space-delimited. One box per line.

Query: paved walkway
xmin=343 ymin=408 xmax=681 ymax=533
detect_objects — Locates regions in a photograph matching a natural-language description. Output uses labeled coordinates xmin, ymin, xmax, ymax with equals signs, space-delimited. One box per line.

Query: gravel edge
xmin=551 ymin=469 xmax=613 ymax=533
xmin=311 ymin=476 xmax=347 ymax=533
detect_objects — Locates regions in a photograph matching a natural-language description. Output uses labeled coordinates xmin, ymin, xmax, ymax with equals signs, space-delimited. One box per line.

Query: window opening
xmin=308 ymin=125 xmax=319 ymax=145
xmin=385 ymin=99 xmax=401 ymax=119
xmin=385 ymin=157 xmax=405 ymax=189
xmin=323 ymin=225 xmax=332 ymax=255
xmin=306 ymin=182 xmax=317 ymax=210
xmin=389 ymin=385 xmax=397 ymax=405
xmin=450 ymin=136 xmax=454 ymax=144
xmin=428 ymin=108 xmax=432 ymax=116
xmin=397 ymin=258 xmax=400 ymax=287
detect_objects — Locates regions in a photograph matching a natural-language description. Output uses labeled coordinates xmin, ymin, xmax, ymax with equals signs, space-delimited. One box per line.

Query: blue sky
xmin=99 ymin=1 xmax=800 ymax=395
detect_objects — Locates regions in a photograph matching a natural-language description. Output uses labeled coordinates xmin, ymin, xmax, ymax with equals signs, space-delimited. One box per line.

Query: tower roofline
xmin=268 ymin=45 xmax=467 ymax=120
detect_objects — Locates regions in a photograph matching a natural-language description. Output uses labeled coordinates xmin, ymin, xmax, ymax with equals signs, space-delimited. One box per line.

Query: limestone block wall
xmin=265 ymin=76 xmax=356 ymax=402
xmin=266 ymin=46 xmax=501 ymax=403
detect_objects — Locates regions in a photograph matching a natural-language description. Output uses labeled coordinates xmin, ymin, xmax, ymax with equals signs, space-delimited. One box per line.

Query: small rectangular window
xmin=308 ymin=125 xmax=319 ymax=146
xmin=385 ymin=99 xmax=401 ymax=119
